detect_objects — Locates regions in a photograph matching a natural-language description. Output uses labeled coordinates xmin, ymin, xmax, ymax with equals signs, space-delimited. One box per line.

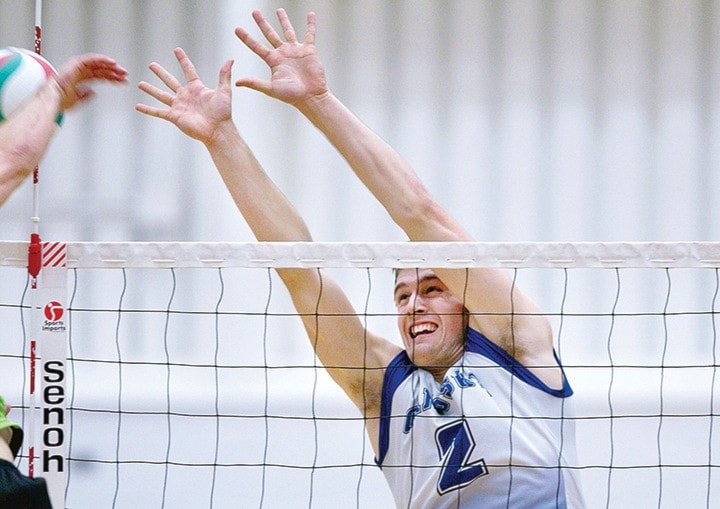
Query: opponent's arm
xmin=0 ymin=80 xmax=62 ymax=206
xmin=0 ymin=53 xmax=127 ymax=206
xmin=136 ymin=49 xmax=400 ymax=419
xmin=234 ymin=9 xmax=559 ymax=384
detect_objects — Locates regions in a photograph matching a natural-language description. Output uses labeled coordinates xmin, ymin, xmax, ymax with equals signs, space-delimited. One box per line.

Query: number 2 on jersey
xmin=435 ymin=419 xmax=489 ymax=495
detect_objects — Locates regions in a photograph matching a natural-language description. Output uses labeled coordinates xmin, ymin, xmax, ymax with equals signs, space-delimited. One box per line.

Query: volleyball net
xmin=0 ymin=240 xmax=718 ymax=508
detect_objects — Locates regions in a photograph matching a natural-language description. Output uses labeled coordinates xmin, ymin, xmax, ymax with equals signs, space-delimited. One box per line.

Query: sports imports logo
xmin=44 ymin=301 xmax=64 ymax=321
xmin=42 ymin=301 xmax=66 ymax=332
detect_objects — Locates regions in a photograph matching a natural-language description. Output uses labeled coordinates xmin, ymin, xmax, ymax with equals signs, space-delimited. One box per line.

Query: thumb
xmin=235 ymin=77 xmax=272 ymax=96
xmin=218 ymin=59 xmax=234 ymax=90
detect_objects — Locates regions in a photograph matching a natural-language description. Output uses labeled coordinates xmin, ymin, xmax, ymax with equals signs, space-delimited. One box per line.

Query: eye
xmin=425 ymin=285 xmax=442 ymax=295
xmin=395 ymin=292 xmax=409 ymax=305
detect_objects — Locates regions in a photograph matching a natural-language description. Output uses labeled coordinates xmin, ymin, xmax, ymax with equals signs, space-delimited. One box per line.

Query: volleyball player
xmin=137 ymin=8 xmax=585 ymax=507
xmin=0 ymin=397 xmax=52 ymax=508
xmin=0 ymin=52 xmax=126 ymax=508
xmin=0 ymin=53 xmax=128 ymax=206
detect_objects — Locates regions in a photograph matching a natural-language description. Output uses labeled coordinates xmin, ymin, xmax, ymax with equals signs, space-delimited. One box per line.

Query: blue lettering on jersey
xmin=403 ymin=370 xmax=491 ymax=433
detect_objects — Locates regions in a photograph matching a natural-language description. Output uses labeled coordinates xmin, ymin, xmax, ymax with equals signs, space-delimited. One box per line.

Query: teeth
xmin=410 ymin=323 xmax=437 ymax=338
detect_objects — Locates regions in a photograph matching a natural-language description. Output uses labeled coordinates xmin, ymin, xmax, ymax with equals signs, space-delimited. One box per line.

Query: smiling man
xmin=380 ymin=266 xmax=581 ymax=507
xmin=393 ymin=269 xmax=468 ymax=379
xmin=136 ymin=8 xmax=586 ymax=508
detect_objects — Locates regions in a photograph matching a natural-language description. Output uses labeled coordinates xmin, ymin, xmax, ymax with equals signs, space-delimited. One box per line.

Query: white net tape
xmin=3 ymin=241 xmax=720 ymax=269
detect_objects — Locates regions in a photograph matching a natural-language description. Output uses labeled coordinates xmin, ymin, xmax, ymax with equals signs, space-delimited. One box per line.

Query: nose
xmin=407 ymin=292 xmax=428 ymax=314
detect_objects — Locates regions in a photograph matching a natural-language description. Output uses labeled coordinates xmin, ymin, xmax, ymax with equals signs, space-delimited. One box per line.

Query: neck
xmin=424 ymin=350 xmax=465 ymax=383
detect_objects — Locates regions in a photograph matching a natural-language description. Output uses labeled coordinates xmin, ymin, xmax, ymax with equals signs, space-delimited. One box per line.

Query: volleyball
xmin=0 ymin=46 xmax=58 ymax=123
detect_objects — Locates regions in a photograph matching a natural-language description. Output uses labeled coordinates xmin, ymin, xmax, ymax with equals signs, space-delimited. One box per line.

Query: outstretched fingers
xmin=304 ymin=11 xmax=317 ymax=45
xmin=232 ymin=26 xmax=273 ymax=93
xmin=252 ymin=9 xmax=285 ymax=48
xmin=234 ymin=25 xmax=271 ymax=61
xmin=147 ymin=60 xmax=182 ymax=94
xmin=135 ymin=58 xmax=182 ymax=119
xmin=174 ymin=47 xmax=201 ymax=84
xmin=84 ymin=56 xmax=128 ymax=82
xmin=235 ymin=8 xmax=316 ymax=61
xmin=58 ymin=54 xmax=128 ymax=84
xmin=137 ymin=78 xmax=173 ymax=107
xmin=134 ymin=102 xmax=163 ymax=119
xmin=276 ymin=8 xmax=298 ymax=43
xmin=53 ymin=54 xmax=127 ymax=110
xmin=135 ymin=87 xmax=171 ymax=120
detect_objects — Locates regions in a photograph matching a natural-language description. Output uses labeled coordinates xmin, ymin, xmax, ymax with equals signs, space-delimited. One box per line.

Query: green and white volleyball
xmin=0 ymin=47 xmax=58 ymax=123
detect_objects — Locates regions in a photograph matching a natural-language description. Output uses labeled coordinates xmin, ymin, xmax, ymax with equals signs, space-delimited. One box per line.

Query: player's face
xmin=394 ymin=269 xmax=467 ymax=372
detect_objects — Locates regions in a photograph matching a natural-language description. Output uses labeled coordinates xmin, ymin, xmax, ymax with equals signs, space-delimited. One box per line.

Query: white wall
xmin=0 ymin=0 xmax=718 ymax=244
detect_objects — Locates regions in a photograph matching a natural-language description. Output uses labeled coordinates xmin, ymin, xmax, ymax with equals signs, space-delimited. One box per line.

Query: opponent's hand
xmin=234 ymin=8 xmax=328 ymax=106
xmin=136 ymin=48 xmax=233 ymax=144
xmin=0 ymin=403 xmax=12 ymax=445
xmin=54 ymin=53 xmax=128 ymax=111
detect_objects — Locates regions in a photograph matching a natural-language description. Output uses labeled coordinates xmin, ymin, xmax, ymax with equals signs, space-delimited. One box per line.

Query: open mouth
xmin=409 ymin=322 xmax=438 ymax=339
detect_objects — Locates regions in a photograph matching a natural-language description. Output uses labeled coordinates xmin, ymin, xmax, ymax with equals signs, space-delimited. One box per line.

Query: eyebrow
xmin=393 ymin=274 xmax=441 ymax=296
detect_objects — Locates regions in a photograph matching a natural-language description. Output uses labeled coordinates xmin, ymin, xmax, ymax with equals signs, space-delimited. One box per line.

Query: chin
xmin=407 ymin=349 xmax=432 ymax=368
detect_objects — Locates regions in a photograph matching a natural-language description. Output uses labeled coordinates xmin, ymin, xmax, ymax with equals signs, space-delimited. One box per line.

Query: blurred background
xmin=1 ymin=1 xmax=719 ymax=508
xmin=0 ymin=0 xmax=718 ymax=244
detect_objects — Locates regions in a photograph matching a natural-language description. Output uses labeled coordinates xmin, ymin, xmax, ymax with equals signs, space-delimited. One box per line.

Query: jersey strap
xmin=375 ymin=350 xmax=415 ymax=466
xmin=465 ymin=327 xmax=574 ymax=397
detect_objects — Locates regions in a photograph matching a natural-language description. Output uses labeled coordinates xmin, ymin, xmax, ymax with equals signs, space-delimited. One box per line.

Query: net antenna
xmin=24 ymin=3 xmax=71 ymax=509
xmin=25 ymin=0 xmax=44 ymax=480
xmin=30 ymin=2 xmax=42 ymax=234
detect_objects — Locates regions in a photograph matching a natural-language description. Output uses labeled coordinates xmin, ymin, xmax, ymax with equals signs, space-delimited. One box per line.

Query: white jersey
xmin=375 ymin=328 xmax=586 ymax=509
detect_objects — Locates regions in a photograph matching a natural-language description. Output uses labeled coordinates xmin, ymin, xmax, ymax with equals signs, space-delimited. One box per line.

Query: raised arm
xmin=136 ymin=49 xmax=400 ymax=430
xmin=234 ymin=9 xmax=560 ymax=385
xmin=0 ymin=53 xmax=127 ymax=206
xmin=233 ymin=10 xmax=457 ymax=240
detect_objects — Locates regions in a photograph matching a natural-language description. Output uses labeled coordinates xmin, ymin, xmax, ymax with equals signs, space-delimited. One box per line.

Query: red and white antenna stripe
xmin=42 ymin=242 xmax=67 ymax=268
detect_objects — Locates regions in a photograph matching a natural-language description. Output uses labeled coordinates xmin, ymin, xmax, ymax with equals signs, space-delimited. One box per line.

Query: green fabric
xmin=0 ymin=395 xmax=23 ymax=459
xmin=0 ymin=53 xmax=22 ymax=123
